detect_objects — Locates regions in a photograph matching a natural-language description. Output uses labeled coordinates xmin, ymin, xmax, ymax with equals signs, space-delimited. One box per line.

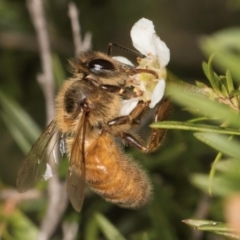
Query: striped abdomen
xmin=85 ymin=133 xmax=152 ymax=208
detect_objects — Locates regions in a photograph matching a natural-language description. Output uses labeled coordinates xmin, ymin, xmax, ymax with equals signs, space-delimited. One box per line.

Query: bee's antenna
xmin=108 ymin=42 xmax=145 ymax=58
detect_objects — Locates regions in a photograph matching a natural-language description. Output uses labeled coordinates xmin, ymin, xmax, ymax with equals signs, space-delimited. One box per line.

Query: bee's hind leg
xmin=144 ymin=98 xmax=171 ymax=153
xmin=113 ymin=99 xmax=171 ymax=153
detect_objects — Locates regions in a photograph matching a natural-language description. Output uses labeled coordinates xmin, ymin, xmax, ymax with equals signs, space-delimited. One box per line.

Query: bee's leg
xmin=119 ymin=99 xmax=171 ymax=153
xmin=145 ymin=98 xmax=171 ymax=153
xmin=108 ymin=101 xmax=149 ymax=127
xmin=120 ymin=132 xmax=148 ymax=152
xmin=99 ymin=84 xmax=123 ymax=93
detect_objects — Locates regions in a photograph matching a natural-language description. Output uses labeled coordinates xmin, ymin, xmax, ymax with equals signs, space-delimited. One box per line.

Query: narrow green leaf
xmin=226 ymin=70 xmax=234 ymax=93
xmin=1 ymin=112 xmax=31 ymax=153
xmin=215 ymin=231 xmax=240 ymax=239
xmin=191 ymin=173 xmax=240 ymax=196
xmin=84 ymin=216 xmax=99 ymax=240
xmin=151 ymin=121 xmax=240 ymax=136
xmin=202 ymin=61 xmax=209 ymax=81
xmin=182 ymin=219 xmax=222 ymax=228
xmin=200 ymin=29 xmax=240 ymax=83
xmin=230 ymin=90 xmax=240 ymax=96
xmin=0 ymin=90 xmax=41 ymax=143
xmin=219 ymin=80 xmax=229 ymax=97
xmin=4 ymin=209 xmax=38 ymax=240
xmin=149 ymin=185 xmax=178 ymax=240
xmin=215 ymin=158 xmax=240 ymax=176
xmin=183 ymin=219 xmax=240 ymax=239
xmin=208 ymin=152 xmax=222 ymax=196
xmin=216 ymin=50 xmax=240 ymax=83
xmin=167 ymin=83 xmax=240 ymax=128
xmin=197 ymin=221 xmax=229 ymax=231
xmin=206 ymin=55 xmax=222 ymax=95
xmin=216 ymin=74 xmax=229 ymax=96
xmin=95 ymin=212 xmax=126 ymax=240
xmin=188 ymin=117 xmax=209 ymax=123
xmin=194 ymin=133 xmax=239 ymax=158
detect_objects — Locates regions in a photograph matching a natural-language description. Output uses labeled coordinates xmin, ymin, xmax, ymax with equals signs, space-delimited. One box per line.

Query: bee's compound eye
xmin=88 ymin=59 xmax=115 ymax=72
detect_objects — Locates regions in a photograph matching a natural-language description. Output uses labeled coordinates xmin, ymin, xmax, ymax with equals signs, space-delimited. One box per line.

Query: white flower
xmin=119 ymin=18 xmax=170 ymax=115
xmin=131 ymin=18 xmax=170 ymax=68
xmin=120 ymin=98 xmax=139 ymax=116
xmin=149 ymin=79 xmax=165 ymax=108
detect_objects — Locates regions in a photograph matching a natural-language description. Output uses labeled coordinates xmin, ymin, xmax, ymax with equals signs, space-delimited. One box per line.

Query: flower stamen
xmin=135 ymin=68 xmax=159 ymax=79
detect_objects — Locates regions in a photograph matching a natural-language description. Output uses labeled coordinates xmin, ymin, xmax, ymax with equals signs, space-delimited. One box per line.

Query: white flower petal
xmin=112 ymin=56 xmax=134 ymax=66
xmin=151 ymin=33 xmax=170 ymax=68
xmin=120 ymin=98 xmax=139 ymax=116
xmin=149 ymin=79 xmax=165 ymax=108
xmin=130 ymin=18 xmax=156 ymax=56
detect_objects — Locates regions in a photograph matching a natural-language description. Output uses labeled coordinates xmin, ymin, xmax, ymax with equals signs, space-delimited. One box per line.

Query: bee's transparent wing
xmin=16 ymin=121 xmax=60 ymax=192
xmin=67 ymin=112 xmax=87 ymax=212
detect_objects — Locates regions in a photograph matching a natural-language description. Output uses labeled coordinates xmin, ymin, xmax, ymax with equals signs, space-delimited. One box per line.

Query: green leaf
xmin=84 ymin=215 xmax=99 ymax=240
xmin=0 ymin=90 xmax=41 ymax=154
xmin=183 ymin=219 xmax=222 ymax=228
xmin=95 ymin=212 xmax=126 ymax=240
xmin=200 ymin=28 xmax=240 ymax=83
xmin=1 ymin=112 xmax=31 ymax=153
xmin=148 ymin=184 xmax=178 ymax=240
xmin=219 ymin=77 xmax=229 ymax=97
xmin=166 ymin=83 xmax=240 ymax=128
xmin=216 ymin=158 xmax=240 ymax=176
xmin=193 ymin=133 xmax=239 ymax=158
xmin=183 ymin=219 xmax=240 ymax=239
xmin=226 ymin=69 xmax=234 ymax=93
xmin=203 ymin=56 xmax=222 ymax=95
xmin=151 ymin=121 xmax=240 ymax=136
xmin=208 ymin=152 xmax=222 ymax=196
xmin=191 ymin=173 xmax=240 ymax=196
xmin=202 ymin=61 xmax=208 ymax=79
xmin=230 ymin=90 xmax=240 ymax=96
xmin=215 ymin=231 xmax=240 ymax=239
xmin=1 ymin=209 xmax=38 ymax=240
xmin=198 ymin=221 xmax=229 ymax=231
xmin=182 ymin=219 xmax=240 ymax=236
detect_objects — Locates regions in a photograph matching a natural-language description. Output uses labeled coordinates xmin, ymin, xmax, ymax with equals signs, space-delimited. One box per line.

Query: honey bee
xmin=16 ymin=50 xmax=170 ymax=212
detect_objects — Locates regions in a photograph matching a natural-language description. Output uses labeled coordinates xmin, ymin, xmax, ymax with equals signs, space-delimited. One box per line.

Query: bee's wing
xmin=67 ymin=112 xmax=87 ymax=212
xmin=16 ymin=121 xmax=60 ymax=192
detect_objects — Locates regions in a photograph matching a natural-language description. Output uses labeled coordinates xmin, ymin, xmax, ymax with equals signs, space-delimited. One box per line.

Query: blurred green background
xmin=1 ymin=0 xmax=240 ymax=239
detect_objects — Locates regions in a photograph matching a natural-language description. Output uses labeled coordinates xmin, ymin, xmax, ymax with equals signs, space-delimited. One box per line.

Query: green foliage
xmin=161 ymin=46 xmax=240 ymax=237
xmin=1 ymin=43 xmax=240 ymax=240
xmin=200 ymin=28 xmax=240 ymax=83
xmin=94 ymin=212 xmax=127 ymax=240
xmin=1 ymin=1 xmax=240 ymax=239
xmin=183 ymin=219 xmax=240 ymax=239
xmin=0 ymin=90 xmax=41 ymax=154
xmin=152 ymin=121 xmax=240 ymax=136
xmin=0 ymin=208 xmax=38 ymax=240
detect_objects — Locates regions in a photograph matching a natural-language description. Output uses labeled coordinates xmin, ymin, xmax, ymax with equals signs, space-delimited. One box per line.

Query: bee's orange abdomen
xmin=85 ymin=134 xmax=152 ymax=208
